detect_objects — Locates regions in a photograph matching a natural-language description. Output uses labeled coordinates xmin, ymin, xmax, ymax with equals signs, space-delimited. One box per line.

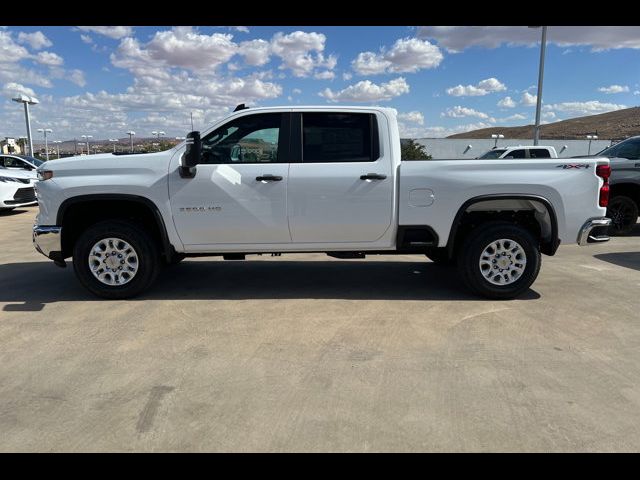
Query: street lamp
xmin=152 ymin=131 xmax=165 ymax=151
xmin=81 ymin=135 xmax=93 ymax=155
xmin=587 ymin=135 xmax=598 ymax=155
xmin=108 ymin=138 xmax=119 ymax=153
xmin=529 ymin=26 xmax=548 ymax=146
xmin=491 ymin=133 xmax=504 ymax=148
xmin=37 ymin=128 xmax=53 ymax=161
xmin=52 ymin=140 xmax=62 ymax=159
xmin=127 ymin=131 xmax=136 ymax=153
xmin=12 ymin=94 xmax=39 ymax=157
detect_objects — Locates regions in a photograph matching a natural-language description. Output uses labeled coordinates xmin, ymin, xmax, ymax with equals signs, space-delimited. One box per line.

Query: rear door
xmin=287 ymin=111 xmax=394 ymax=244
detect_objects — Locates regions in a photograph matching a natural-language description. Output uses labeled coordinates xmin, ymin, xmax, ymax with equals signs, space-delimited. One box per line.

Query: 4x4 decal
xmin=556 ymin=164 xmax=590 ymax=169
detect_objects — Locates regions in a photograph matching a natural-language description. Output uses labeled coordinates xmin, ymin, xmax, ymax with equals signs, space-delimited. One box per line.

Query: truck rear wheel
xmin=72 ymin=220 xmax=160 ymax=299
xmin=607 ymin=195 xmax=638 ymax=235
xmin=457 ymin=222 xmax=541 ymax=299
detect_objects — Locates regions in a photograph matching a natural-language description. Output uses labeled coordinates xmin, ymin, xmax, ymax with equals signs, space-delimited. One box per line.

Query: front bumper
xmin=33 ymin=225 xmax=65 ymax=266
xmin=577 ymin=217 xmax=611 ymax=246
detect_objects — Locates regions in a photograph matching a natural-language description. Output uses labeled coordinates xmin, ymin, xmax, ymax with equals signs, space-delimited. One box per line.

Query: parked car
xmin=33 ymin=106 xmax=611 ymax=300
xmin=0 ymin=166 xmax=37 ymax=211
xmin=588 ymin=136 xmax=640 ymax=235
xmin=0 ymin=154 xmax=44 ymax=172
xmin=478 ymin=146 xmax=558 ymax=159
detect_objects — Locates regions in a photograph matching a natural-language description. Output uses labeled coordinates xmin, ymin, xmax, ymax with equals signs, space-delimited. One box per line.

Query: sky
xmin=1 ymin=25 xmax=639 ymax=141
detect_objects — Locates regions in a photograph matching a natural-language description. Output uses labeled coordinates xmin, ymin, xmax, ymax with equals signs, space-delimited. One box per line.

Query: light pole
xmin=152 ymin=131 xmax=165 ymax=151
xmin=587 ymin=135 xmax=598 ymax=155
xmin=12 ymin=94 xmax=39 ymax=157
xmin=491 ymin=133 xmax=504 ymax=148
xmin=37 ymin=128 xmax=53 ymax=161
xmin=127 ymin=131 xmax=136 ymax=153
xmin=52 ymin=140 xmax=62 ymax=159
xmin=109 ymin=139 xmax=118 ymax=153
xmin=81 ymin=135 xmax=93 ymax=155
xmin=529 ymin=26 xmax=547 ymax=146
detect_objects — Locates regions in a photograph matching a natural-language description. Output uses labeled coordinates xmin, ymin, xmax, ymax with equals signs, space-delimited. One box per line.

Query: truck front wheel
xmin=72 ymin=220 xmax=160 ymax=299
xmin=457 ymin=222 xmax=541 ymax=300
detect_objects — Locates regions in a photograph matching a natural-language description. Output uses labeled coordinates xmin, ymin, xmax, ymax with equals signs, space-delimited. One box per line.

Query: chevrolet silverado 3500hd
xmin=33 ymin=106 xmax=611 ymax=299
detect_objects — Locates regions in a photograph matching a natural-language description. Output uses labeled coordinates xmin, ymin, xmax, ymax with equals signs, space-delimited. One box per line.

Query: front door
xmin=287 ymin=112 xmax=394 ymax=244
xmin=169 ymin=112 xmax=291 ymax=247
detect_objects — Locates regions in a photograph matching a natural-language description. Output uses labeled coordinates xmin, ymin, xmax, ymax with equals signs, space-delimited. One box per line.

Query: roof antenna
xmin=234 ymin=103 xmax=248 ymax=112
xmin=190 ymin=112 xmax=194 ymax=131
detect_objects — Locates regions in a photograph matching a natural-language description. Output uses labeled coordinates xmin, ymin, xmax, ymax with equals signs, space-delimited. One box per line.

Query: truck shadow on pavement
xmin=594 ymin=252 xmax=640 ymax=272
xmin=0 ymin=260 xmax=541 ymax=312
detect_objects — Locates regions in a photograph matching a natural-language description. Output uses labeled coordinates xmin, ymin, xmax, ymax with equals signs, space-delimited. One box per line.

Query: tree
xmin=401 ymin=139 xmax=432 ymax=160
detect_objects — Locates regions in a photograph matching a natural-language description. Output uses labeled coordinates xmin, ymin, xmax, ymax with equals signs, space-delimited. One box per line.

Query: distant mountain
xmin=447 ymin=106 xmax=640 ymax=140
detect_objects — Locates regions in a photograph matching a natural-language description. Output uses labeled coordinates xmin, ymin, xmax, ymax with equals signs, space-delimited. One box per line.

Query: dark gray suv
xmin=595 ymin=136 xmax=640 ymax=235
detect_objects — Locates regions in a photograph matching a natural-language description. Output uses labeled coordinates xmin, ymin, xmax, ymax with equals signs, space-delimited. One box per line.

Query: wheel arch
xmin=446 ymin=194 xmax=559 ymax=258
xmin=57 ymin=194 xmax=174 ymax=261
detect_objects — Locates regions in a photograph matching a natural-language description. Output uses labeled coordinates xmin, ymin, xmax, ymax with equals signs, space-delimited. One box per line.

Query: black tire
xmin=457 ymin=222 xmax=541 ymax=300
xmin=72 ymin=220 xmax=160 ymax=299
xmin=607 ymin=195 xmax=638 ymax=236
xmin=426 ymin=249 xmax=455 ymax=266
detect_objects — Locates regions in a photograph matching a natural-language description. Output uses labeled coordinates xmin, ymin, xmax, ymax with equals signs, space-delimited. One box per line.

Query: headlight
xmin=37 ymin=170 xmax=54 ymax=181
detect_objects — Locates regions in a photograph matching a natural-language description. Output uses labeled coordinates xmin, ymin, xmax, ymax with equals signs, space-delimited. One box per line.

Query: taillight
xmin=596 ymin=164 xmax=611 ymax=207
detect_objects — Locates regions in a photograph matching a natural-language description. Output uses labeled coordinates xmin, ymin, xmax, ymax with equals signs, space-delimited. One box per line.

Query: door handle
xmin=360 ymin=173 xmax=387 ymax=180
xmin=256 ymin=174 xmax=283 ymax=182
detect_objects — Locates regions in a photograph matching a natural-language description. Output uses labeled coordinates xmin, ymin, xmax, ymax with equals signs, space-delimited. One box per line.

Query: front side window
xmin=200 ymin=113 xmax=282 ymax=164
xmin=529 ymin=149 xmax=551 ymax=158
xmin=302 ymin=113 xmax=377 ymax=163
xmin=479 ymin=149 xmax=506 ymax=159
xmin=505 ymin=149 xmax=526 ymax=159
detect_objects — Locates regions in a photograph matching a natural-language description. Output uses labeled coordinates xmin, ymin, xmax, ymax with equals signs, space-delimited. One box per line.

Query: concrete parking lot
xmin=1 ymin=206 xmax=639 ymax=452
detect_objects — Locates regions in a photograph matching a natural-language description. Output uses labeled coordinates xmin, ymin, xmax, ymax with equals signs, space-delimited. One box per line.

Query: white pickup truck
xmin=33 ymin=106 xmax=611 ymax=299
xmin=478 ymin=145 xmax=558 ymax=159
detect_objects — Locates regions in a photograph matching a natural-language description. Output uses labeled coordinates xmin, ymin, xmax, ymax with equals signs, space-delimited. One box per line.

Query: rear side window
xmin=529 ymin=148 xmax=551 ymax=158
xmin=505 ymin=149 xmax=526 ymax=159
xmin=302 ymin=113 xmax=379 ymax=163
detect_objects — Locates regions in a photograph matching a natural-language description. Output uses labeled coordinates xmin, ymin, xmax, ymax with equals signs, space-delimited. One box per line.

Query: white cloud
xmin=446 ymin=77 xmax=506 ymax=97
xmin=34 ymin=51 xmax=64 ymax=66
xmin=342 ymin=72 xmax=352 ymax=81
xmin=598 ymin=84 xmax=629 ymax=94
xmin=80 ymin=34 xmax=93 ymax=44
xmin=634 ymin=90 xmax=640 ymax=95
xmin=238 ymin=39 xmax=271 ymax=66
xmin=292 ymin=88 xmax=302 ymax=95
xmin=145 ymin=27 xmax=237 ymax=70
xmin=442 ymin=105 xmax=491 ymax=120
xmin=271 ymin=31 xmax=336 ymax=77
xmin=77 ymin=26 xmax=134 ymax=39
xmin=319 ymin=77 xmax=410 ymax=102
xmin=17 ymin=31 xmax=52 ymax=50
xmin=498 ymin=96 xmax=516 ymax=108
xmin=543 ymin=101 xmax=627 ymax=115
xmin=352 ymin=37 xmax=442 ymax=75
xmin=2 ymin=82 xmax=36 ymax=97
xmin=501 ymin=113 xmax=527 ymax=122
xmin=68 ymin=69 xmax=86 ymax=87
xmin=521 ymin=92 xmax=537 ymax=106
xmin=232 ymin=26 xmax=249 ymax=33
xmin=418 ymin=26 xmax=640 ymax=52
xmin=542 ymin=111 xmax=556 ymax=119
xmin=398 ymin=111 xmax=424 ymax=125
xmin=314 ymin=70 xmax=335 ymax=80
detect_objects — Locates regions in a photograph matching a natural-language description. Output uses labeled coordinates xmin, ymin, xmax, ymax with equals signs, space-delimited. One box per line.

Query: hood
xmin=40 ymin=150 xmax=175 ymax=172
xmin=0 ymin=167 xmax=36 ymax=180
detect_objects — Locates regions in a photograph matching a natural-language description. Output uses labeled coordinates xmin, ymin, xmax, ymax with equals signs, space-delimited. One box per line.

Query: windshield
xmin=19 ymin=156 xmax=44 ymax=166
xmin=596 ymin=138 xmax=640 ymax=160
xmin=478 ymin=149 xmax=506 ymax=159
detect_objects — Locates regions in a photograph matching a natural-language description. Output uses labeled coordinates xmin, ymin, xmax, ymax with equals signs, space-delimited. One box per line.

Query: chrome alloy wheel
xmin=479 ymin=238 xmax=527 ymax=286
xmin=88 ymin=237 xmax=139 ymax=286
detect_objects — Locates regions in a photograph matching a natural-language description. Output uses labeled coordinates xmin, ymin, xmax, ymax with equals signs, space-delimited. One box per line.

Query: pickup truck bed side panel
xmin=399 ymin=159 xmax=606 ymax=247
